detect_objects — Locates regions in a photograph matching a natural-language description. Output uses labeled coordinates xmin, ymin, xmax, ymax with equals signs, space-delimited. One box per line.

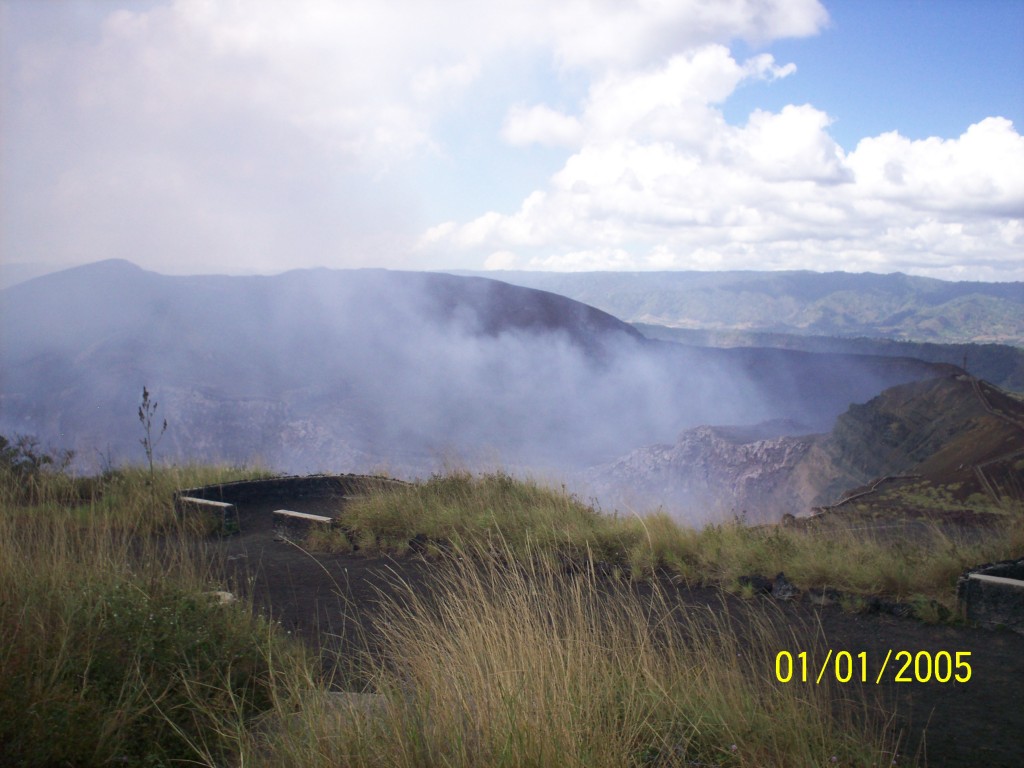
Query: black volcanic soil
xmin=212 ymin=498 xmax=1024 ymax=768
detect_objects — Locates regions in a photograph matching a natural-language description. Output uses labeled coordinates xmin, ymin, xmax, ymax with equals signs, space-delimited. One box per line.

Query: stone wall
xmin=957 ymin=558 xmax=1024 ymax=635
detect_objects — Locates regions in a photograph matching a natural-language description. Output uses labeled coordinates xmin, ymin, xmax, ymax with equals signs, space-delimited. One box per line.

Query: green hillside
xmin=466 ymin=270 xmax=1024 ymax=346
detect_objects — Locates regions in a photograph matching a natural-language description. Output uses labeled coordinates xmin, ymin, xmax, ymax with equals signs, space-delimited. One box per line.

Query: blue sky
xmin=726 ymin=0 xmax=1024 ymax=150
xmin=1 ymin=0 xmax=1022 ymax=284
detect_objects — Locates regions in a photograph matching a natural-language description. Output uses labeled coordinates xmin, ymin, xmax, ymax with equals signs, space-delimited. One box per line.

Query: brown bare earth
xmin=207 ymin=495 xmax=1024 ymax=768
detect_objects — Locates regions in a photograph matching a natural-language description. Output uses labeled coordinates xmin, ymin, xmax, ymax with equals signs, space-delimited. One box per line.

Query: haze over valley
xmin=2 ymin=0 xmax=1022 ymax=523
xmin=4 ymin=259 xmax=1019 ymax=523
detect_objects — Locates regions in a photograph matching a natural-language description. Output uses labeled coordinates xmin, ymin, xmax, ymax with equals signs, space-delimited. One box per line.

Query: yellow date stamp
xmin=775 ymin=650 xmax=972 ymax=684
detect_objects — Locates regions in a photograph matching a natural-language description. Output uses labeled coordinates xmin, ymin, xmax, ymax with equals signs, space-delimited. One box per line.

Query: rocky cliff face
xmin=582 ymin=375 xmax=1024 ymax=524
xmin=582 ymin=426 xmax=819 ymax=524
xmin=803 ymin=375 xmax=1021 ymax=505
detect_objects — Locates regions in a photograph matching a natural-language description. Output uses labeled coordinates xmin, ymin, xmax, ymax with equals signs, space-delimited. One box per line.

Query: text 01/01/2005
xmin=774 ymin=650 xmax=972 ymax=685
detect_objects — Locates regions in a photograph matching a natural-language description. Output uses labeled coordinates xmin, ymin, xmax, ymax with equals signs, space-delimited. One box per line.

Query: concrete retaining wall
xmin=175 ymin=495 xmax=240 ymax=536
xmin=174 ymin=473 xmax=407 ymax=506
xmin=273 ymin=509 xmax=334 ymax=541
xmin=957 ymin=558 xmax=1024 ymax=634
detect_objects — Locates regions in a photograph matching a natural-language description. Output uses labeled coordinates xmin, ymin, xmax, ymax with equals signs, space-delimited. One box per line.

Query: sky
xmin=1 ymin=0 xmax=1022 ymax=284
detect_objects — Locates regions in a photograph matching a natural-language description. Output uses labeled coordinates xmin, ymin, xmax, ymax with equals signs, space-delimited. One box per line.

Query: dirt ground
xmin=213 ymin=498 xmax=1024 ymax=768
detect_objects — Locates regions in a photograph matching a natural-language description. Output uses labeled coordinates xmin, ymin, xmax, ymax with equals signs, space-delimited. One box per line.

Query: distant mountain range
xmin=634 ymin=325 xmax=1024 ymax=392
xmin=464 ymin=270 xmax=1024 ymax=346
xmin=0 ymin=260 xmax=951 ymax=486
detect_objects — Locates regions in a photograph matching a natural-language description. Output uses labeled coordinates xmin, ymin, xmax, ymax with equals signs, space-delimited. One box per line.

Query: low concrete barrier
xmin=175 ymin=495 xmax=240 ymax=536
xmin=957 ymin=558 xmax=1024 ymax=634
xmin=173 ymin=473 xmax=406 ymax=539
xmin=273 ymin=509 xmax=333 ymax=541
xmin=174 ymin=474 xmax=406 ymax=506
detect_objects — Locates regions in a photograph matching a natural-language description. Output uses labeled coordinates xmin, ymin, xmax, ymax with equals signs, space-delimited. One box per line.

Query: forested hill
xmin=461 ymin=270 xmax=1024 ymax=346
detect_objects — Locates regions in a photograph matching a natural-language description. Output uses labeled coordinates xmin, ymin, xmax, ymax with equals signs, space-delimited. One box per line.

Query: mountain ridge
xmin=459 ymin=269 xmax=1024 ymax=346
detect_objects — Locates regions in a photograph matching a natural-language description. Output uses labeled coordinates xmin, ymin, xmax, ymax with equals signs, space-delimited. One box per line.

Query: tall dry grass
xmin=3 ymin=463 xmax=1013 ymax=765
xmin=313 ymin=471 xmax=1024 ymax=609
xmin=0 ymin=463 xmax=303 ymax=767
xmin=315 ymin=471 xmax=634 ymax=561
xmin=252 ymin=541 xmax=907 ymax=768
xmin=631 ymin=513 xmax=1024 ymax=610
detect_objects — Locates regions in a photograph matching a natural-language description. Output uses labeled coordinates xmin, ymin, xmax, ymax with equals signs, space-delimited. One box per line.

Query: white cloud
xmin=422 ymin=43 xmax=1024 ymax=279
xmin=13 ymin=0 xmax=1022 ymax=281
xmin=502 ymin=104 xmax=583 ymax=147
xmin=412 ymin=59 xmax=482 ymax=103
xmin=19 ymin=0 xmax=827 ymax=173
xmin=528 ymin=247 xmax=638 ymax=271
xmin=90 ymin=2 xmax=442 ymax=164
xmin=846 ymin=118 xmax=1024 ymax=215
xmin=483 ymin=250 xmax=519 ymax=269
xmin=737 ymin=105 xmax=849 ymax=183
xmin=544 ymin=0 xmax=826 ymax=70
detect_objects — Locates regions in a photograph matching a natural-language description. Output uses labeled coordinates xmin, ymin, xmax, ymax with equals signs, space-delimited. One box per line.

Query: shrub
xmin=0 ymin=433 xmax=76 ymax=506
xmin=335 ymin=471 xmax=626 ymax=562
xmin=0 ymin=464 xmax=300 ymax=766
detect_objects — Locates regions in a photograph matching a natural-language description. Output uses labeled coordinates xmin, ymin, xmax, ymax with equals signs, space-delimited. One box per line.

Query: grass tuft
xmin=3 ymin=461 xmax=1016 ymax=765
xmin=315 ymin=472 xmax=1023 ymax=612
xmin=252 ymin=541 xmax=906 ymax=768
xmin=0 ymin=463 xmax=302 ymax=767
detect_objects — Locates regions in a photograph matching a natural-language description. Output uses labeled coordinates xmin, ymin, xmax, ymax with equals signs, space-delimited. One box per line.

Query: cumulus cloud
xmin=5 ymin=0 xmax=822 ymax=275
xmin=738 ymin=105 xmax=849 ymax=183
xmin=542 ymin=0 xmax=826 ymax=70
xmin=7 ymin=0 xmax=1020 ymax=280
xmin=502 ymin=104 xmax=583 ymax=148
xmin=847 ymin=118 xmax=1024 ymax=215
xmin=422 ymin=43 xmax=1024 ymax=279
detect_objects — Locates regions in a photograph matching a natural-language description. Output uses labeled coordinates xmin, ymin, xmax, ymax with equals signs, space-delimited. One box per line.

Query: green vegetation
xmin=3 ymin=452 xmax=1020 ymax=765
xmin=869 ymin=480 xmax=967 ymax=512
xmin=312 ymin=471 xmax=1023 ymax=611
xmin=0 ymin=458 xmax=300 ymax=766
xmin=307 ymin=471 xmax=627 ymax=560
xmin=482 ymin=270 xmax=1024 ymax=346
xmin=0 ymin=433 xmax=76 ymax=505
xmin=137 ymin=384 xmax=169 ymax=510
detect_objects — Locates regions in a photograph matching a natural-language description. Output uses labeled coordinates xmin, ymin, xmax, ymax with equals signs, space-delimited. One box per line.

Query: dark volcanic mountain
xmin=1 ymin=261 xmax=953 ymax=479
xmin=583 ymin=374 xmax=1024 ymax=523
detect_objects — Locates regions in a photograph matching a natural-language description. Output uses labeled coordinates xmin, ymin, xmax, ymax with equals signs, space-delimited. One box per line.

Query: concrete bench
xmin=176 ymin=496 xmax=240 ymax=536
xmin=958 ymin=560 xmax=1024 ymax=635
xmin=273 ymin=509 xmax=334 ymax=541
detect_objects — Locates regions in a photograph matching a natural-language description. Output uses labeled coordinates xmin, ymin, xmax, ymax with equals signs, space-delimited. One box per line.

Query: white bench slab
xmin=176 ymin=496 xmax=240 ymax=535
xmin=959 ymin=566 xmax=1024 ymax=634
xmin=968 ymin=573 xmax=1024 ymax=589
xmin=273 ymin=509 xmax=334 ymax=540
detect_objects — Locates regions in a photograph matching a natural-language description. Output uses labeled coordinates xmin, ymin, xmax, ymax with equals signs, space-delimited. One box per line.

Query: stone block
xmin=957 ymin=558 xmax=1024 ymax=634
